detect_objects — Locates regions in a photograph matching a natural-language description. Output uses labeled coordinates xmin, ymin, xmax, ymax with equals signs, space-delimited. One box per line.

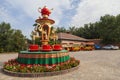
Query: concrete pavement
xmin=0 ymin=50 xmax=120 ymax=80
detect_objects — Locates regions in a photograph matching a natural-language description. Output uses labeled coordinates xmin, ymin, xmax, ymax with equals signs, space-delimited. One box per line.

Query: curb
xmin=2 ymin=65 xmax=79 ymax=77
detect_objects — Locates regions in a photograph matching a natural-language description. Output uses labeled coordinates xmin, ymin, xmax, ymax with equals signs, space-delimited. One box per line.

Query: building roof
xmin=57 ymin=32 xmax=89 ymax=41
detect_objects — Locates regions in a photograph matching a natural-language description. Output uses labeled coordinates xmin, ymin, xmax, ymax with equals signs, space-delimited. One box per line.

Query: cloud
xmin=71 ymin=0 xmax=120 ymax=27
xmin=0 ymin=2 xmax=33 ymax=38
xmin=1 ymin=0 xmax=73 ymax=38
xmin=5 ymin=0 xmax=72 ymax=25
xmin=2 ymin=0 xmax=120 ymax=38
xmin=0 ymin=4 xmax=19 ymax=28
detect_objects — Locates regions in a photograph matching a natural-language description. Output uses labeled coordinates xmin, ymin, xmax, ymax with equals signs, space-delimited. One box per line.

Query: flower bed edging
xmin=2 ymin=65 xmax=79 ymax=77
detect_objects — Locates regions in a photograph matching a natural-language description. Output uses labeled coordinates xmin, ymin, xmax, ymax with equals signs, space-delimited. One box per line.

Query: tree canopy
xmin=56 ymin=14 xmax=120 ymax=44
xmin=0 ymin=22 xmax=27 ymax=53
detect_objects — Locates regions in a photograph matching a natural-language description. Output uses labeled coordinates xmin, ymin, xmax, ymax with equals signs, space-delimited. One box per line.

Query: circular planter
xmin=17 ymin=50 xmax=70 ymax=65
xmin=2 ymin=65 xmax=79 ymax=77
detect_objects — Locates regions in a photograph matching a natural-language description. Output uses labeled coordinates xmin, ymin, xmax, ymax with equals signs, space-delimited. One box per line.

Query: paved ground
xmin=0 ymin=50 xmax=120 ymax=80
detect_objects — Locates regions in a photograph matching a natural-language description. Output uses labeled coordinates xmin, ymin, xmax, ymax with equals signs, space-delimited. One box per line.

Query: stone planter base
xmin=2 ymin=65 xmax=79 ymax=77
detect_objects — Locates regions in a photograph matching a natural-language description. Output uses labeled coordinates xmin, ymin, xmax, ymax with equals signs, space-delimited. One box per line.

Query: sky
xmin=0 ymin=0 xmax=120 ymax=38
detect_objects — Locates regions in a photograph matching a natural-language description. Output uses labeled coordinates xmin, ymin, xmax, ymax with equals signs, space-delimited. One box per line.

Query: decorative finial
xmin=38 ymin=6 xmax=53 ymax=18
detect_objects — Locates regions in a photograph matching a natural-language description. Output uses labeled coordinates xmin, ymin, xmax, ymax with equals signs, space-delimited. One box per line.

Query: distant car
xmin=102 ymin=45 xmax=119 ymax=50
xmin=94 ymin=44 xmax=101 ymax=50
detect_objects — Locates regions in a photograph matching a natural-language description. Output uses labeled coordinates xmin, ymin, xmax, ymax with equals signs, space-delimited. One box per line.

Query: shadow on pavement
xmin=0 ymin=61 xmax=3 ymax=67
xmin=0 ymin=62 xmax=6 ymax=76
xmin=0 ymin=62 xmax=3 ymax=73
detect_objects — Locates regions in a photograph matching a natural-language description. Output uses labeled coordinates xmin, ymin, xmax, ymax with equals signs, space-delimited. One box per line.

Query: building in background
xmin=57 ymin=33 xmax=95 ymax=51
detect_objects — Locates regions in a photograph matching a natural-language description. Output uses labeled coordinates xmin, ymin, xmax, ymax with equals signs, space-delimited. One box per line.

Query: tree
xmin=68 ymin=26 xmax=77 ymax=34
xmin=12 ymin=30 xmax=27 ymax=51
xmin=56 ymin=14 xmax=120 ymax=45
xmin=0 ymin=22 xmax=26 ymax=53
xmin=98 ymin=15 xmax=117 ymax=44
xmin=56 ymin=27 xmax=67 ymax=33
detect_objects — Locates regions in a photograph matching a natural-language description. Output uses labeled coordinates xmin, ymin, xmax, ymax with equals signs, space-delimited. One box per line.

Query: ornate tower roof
xmin=38 ymin=6 xmax=53 ymax=18
xmin=36 ymin=6 xmax=55 ymax=24
xmin=40 ymin=6 xmax=51 ymax=16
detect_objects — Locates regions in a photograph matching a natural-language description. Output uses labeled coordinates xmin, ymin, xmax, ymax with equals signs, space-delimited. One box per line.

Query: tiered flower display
xmin=3 ymin=6 xmax=80 ymax=76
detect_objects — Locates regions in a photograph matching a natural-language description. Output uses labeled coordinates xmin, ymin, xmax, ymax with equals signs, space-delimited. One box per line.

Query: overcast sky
xmin=0 ymin=0 xmax=120 ymax=38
